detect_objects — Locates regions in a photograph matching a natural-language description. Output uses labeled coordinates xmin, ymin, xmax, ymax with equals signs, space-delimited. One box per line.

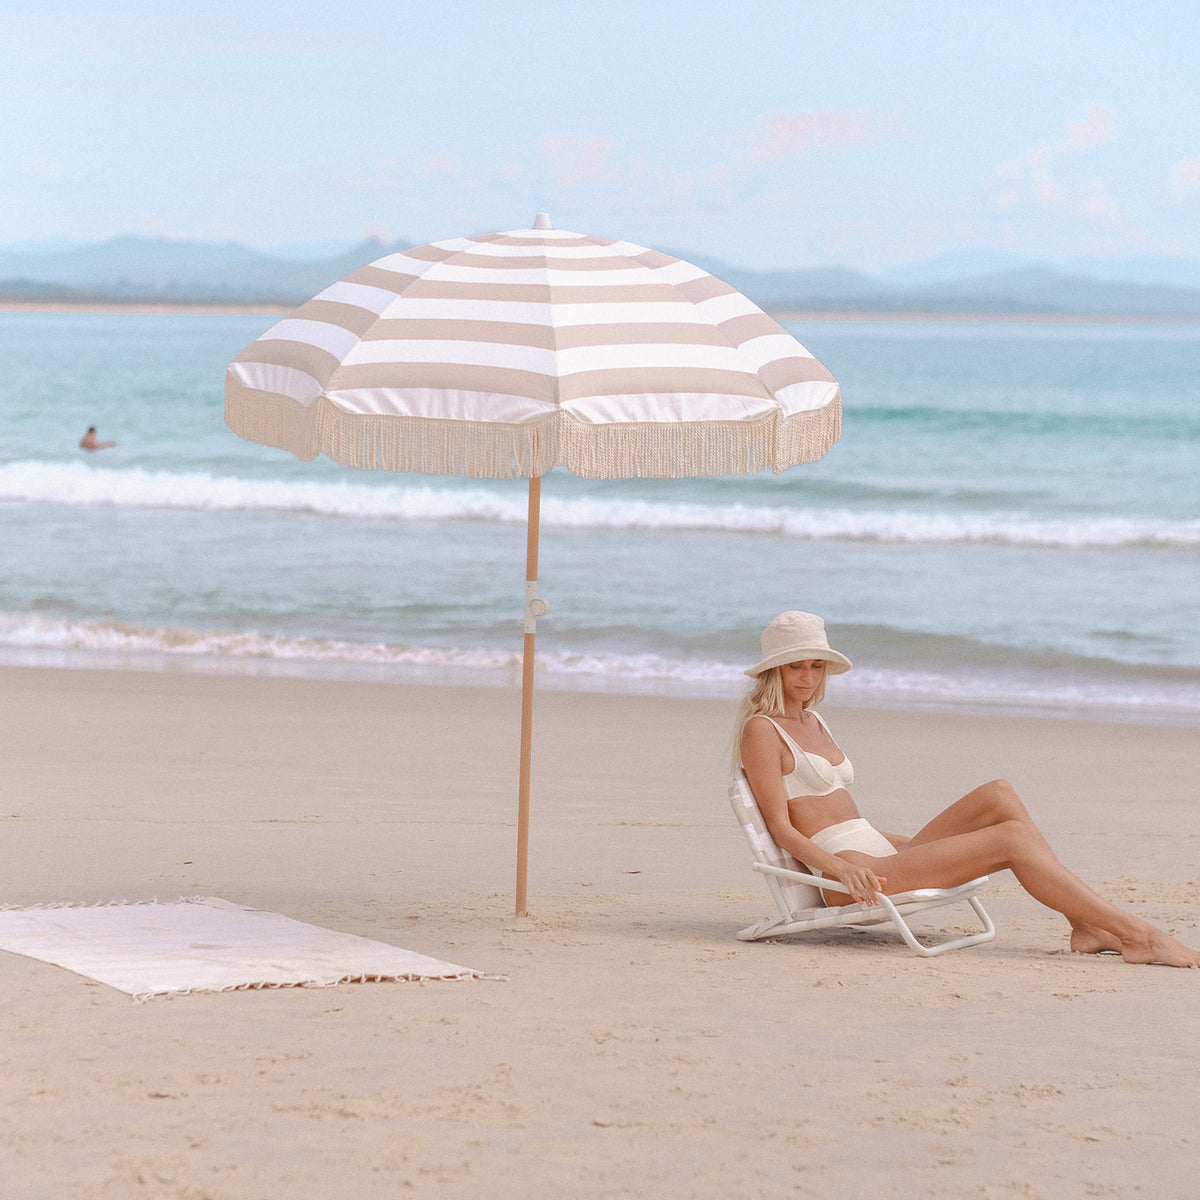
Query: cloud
xmin=534 ymin=136 xmax=740 ymax=219
xmin=1007 ymin=106 xmax=1114 ymax=206
xmin=1167 ymin=158 xmax=1200 ymax=199
xmin=746 ymin=110 xmax=877 ymax=163
xmin=986 ymin=105 xmax=1127 ymax=228
xmin=416 ymin=153 xmax=461 ymax=180
xmin=539 ymin=136 xmax=621 ymax=188
xmin=1078 ymin=178 xmax=1124 ymax=229
xmin=534 ymin=112 xmax=880 ymax=209
xmin=1060 ymin=105 xmax=1114 ymax=154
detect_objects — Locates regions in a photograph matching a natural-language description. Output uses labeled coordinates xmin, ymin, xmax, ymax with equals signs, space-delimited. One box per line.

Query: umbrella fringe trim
xmin=225 ymin=384 xmax=842 ymax=480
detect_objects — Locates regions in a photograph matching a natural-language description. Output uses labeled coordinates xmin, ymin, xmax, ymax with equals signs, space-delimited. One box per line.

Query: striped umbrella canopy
xmin=225 ymin=214 xmax=841 ymax=913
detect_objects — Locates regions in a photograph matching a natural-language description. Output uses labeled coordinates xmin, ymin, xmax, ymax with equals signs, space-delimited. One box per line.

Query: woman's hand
xmin=832 ymin=860 xmax=886 ymax=906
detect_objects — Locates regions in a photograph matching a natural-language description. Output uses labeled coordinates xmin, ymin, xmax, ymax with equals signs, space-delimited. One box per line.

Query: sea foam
xmin=4 ymin=460 xmax=1198 ymax=550
xmin=2 ymin=609 xmax=1198 ymax=722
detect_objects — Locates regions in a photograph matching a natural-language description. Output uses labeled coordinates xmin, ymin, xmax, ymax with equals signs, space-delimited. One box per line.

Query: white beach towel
xmin=0 ymin=897 xmax=500 ymax=1000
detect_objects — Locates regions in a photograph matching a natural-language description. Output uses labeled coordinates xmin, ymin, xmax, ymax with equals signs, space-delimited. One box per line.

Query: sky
xmin=3 ymin=0 xmax=1200 ymax=273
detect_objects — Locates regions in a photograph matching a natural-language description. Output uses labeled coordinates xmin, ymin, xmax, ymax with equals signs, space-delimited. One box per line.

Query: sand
xmin=1 ymin=664 xmax=1197 ymax=1198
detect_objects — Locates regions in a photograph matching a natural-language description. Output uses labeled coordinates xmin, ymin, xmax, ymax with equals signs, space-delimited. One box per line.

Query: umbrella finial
xmin=532 ymin=212 xmax=552 ymax=230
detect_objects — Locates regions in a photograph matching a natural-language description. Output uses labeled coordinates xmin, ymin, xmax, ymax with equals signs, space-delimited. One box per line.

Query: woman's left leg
xmin=906 ymin=779 xmax=1035 ymax=847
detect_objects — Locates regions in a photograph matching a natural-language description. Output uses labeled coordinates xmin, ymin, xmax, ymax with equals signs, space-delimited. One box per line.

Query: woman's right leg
xmin=905 ymin=779 xmax=1035 ymax=847
xmin=845 ymin=821 xmax=1200 ymax=968
xmin=903 ymin=780 xmax=1126 ymax=955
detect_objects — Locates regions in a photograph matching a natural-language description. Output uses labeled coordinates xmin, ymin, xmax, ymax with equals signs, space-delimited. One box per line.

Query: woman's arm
xmin=740 ymin=717 xmax=887 ymax=904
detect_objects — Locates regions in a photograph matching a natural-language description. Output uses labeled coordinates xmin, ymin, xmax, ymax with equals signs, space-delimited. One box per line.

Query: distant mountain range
xmin=3 ymin=236 xmax=1200 ymax=316
xmin=679 ymin=251 xmax=1200 ymax=317
xmin=0 ymin=236 xmax=408 ymax=307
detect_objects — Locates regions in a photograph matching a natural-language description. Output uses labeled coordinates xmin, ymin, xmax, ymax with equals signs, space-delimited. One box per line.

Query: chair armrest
xmin=752 ymin=862 xmax=850 ymax=894
xmin=754 ymin=861 xmax=990 ymax=904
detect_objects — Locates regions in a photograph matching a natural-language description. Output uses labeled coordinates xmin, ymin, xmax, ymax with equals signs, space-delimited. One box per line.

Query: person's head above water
xmin=744 ymin=611 xmax=852 ymax=679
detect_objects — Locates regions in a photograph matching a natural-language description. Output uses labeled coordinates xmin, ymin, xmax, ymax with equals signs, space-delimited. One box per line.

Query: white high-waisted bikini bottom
xmin=810 ymin=819 xmax=899 ymax=903
xmin=810 ymin=818 xmax=898 ymax=868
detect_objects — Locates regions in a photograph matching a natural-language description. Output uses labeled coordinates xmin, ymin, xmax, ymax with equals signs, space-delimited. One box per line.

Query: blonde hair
xmin=730 ymin=665 xmax=828 ymax=772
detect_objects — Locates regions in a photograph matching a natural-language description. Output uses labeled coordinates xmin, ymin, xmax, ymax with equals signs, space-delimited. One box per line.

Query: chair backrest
xmin=728 ymin=769 xmax=825 ymax=915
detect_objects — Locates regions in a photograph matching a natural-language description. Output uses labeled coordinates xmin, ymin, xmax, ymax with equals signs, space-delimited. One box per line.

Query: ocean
xmin=1 ymin=310 xmax=1197 ymax=723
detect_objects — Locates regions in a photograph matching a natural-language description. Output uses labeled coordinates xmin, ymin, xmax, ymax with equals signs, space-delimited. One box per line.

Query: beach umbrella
xmin=225 ymin=214 xmax=841 ymax=914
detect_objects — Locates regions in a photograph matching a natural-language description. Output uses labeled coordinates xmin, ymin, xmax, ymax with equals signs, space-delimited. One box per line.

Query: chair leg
xmin=736 ymin=915 xmax=794 ymax=941
xmin=877 ymin=894 xmax=996 ymax=957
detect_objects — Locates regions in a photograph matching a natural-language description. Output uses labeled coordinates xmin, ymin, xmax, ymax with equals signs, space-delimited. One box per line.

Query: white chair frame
xmin=729 ymin=770 xmax=996 ymax=957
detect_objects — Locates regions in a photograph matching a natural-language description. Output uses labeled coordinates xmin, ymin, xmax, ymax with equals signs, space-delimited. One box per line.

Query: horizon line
xmin=3 ymin=299 xmax=1199 ymax=324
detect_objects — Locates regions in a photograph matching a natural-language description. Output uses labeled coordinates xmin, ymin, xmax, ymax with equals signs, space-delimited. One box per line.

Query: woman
xmin=736 ymin=611 xmax=1200 ymax=968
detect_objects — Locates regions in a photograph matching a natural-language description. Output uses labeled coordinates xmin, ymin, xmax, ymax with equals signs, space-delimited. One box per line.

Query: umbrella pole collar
xmin=524 ymin=582 xmax=550 ymax=634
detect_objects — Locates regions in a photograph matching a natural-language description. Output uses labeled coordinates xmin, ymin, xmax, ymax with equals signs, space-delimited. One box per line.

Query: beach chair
xmin=728 ymin=770 xmax=996 ymax=957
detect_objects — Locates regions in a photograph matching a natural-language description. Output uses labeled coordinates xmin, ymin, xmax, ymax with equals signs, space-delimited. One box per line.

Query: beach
xmin=2 ymin=664 xmax=1197 ymax=1198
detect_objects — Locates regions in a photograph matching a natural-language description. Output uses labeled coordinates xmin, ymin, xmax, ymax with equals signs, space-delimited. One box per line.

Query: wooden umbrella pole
xmin=515 ymin=475 xmax=542 ymax=916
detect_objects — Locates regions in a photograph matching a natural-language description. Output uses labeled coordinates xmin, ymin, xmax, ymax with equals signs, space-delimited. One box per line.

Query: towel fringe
xmin=132 ymin=969 xmax=508 ymax=1002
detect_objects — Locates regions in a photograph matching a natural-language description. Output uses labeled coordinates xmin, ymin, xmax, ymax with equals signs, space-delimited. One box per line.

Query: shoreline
xmin=1 ymin=645 xmax=1196 ymax=728
xmin=3 ymin=299 xmax=1200 ymax=323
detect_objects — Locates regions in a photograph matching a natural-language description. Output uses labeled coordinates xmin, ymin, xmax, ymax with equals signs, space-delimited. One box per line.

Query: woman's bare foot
xmin=1070 ymin=923 xmax=1123 ymax=955
xmin=1117 ymin=927 xmax=1200 ymax=968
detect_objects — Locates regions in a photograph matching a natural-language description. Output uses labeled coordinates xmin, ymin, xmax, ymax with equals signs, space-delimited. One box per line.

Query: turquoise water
xmin=1 ymin=311 xmax=1197 ymax=721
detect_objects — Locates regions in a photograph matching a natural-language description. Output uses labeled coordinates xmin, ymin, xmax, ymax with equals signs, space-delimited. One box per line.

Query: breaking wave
xmin=3 ymin=460 xmax=1197 ymax=549
xmin=2 ymin=610 xmax=1198 ymax=722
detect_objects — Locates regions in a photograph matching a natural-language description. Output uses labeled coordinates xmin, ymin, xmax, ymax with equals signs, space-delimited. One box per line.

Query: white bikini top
xmin=761 ymin=713 xmax=854 ymax=799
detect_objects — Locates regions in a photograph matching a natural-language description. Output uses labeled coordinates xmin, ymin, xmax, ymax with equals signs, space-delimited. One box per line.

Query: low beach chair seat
xmin=729 ymin=770 xmax=996 ymax=957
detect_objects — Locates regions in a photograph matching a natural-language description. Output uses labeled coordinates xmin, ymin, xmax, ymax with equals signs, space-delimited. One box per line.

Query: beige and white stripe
xmin=225 ymin=217 xmax=841 ymax=479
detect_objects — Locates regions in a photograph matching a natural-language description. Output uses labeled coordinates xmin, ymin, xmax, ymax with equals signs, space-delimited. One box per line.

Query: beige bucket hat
xmin=745 ymin=611 xmax=852 ymax=677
